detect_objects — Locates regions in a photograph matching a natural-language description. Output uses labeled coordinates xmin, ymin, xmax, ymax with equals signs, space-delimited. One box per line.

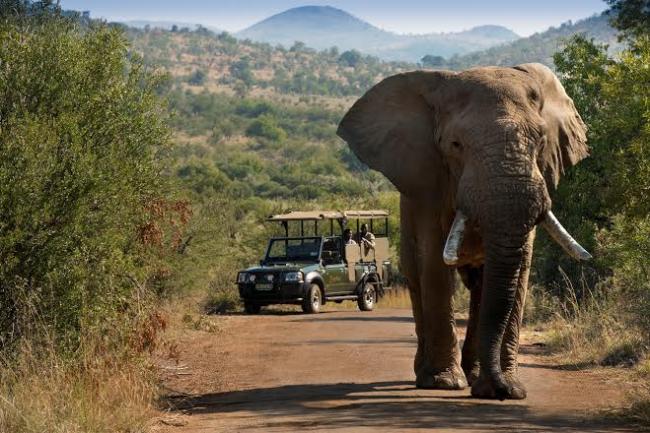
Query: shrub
xmin=0 ymin=16 xmax=172 ymax=345
xmin=188 ymin=68 xmax=207 ymax=85
xmin=246 ymin=115 xmax=287 ymax=141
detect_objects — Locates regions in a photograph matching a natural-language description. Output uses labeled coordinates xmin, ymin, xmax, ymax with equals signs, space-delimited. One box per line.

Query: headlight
xmin=238 ymin=272 xmax=256 ymax=283
xmin=284 ymin=271 xmax=303 ymax=282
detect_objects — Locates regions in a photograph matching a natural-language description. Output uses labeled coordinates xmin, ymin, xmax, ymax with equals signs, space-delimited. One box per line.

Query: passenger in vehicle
xmin=343 ymin=228 xmax=357 ymax=245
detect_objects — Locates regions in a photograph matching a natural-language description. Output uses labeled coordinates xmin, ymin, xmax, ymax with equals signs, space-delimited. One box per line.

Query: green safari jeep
xmin=236 ymin=210 xmax=393 ymax=314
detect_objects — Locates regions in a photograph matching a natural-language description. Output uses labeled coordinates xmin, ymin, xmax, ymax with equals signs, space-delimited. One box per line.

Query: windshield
xmin=265 ymin=237 xmax=322 ymax=262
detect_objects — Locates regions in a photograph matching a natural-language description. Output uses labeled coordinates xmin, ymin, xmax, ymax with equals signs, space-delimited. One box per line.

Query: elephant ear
xmin=337 ymin=71 xmax=452 ymax=195
xmin=514 ymin=63 xmax=589 ymax=188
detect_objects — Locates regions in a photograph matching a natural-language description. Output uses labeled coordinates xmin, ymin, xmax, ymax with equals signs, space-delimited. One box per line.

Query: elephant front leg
xmin=412 ymin=265 xmax=467 ymax=390
xmin=499 ymin=230 xmax=535 ymax=399
xmin=401 ymin=197 xmax=466 ymax=390
xmin=459 ymin=265 xmax=483 ymax=385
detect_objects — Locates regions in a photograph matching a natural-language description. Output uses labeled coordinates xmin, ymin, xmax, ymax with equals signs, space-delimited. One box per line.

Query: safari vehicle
xmin=236 ymin=210 xmax=393 ymax=314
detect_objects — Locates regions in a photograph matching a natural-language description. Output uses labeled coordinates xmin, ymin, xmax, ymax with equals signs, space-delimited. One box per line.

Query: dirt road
xmin=158 ymin=308 xmax=636 ymax=432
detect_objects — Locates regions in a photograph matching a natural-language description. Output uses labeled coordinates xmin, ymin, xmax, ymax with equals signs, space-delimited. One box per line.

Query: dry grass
xmin=378 ymin=286 xmax=412 ymax=309
xmin=0 ymin=339 xmax=158 ymax=433
xmin=529 ymin=276 xmax=650 ymax=428
xmin=539 ymin=282 xmax=645 ymax=367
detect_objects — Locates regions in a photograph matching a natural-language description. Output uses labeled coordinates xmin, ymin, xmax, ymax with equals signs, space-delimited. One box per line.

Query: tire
xmin=357 ymin=282 xmax=376 ymax=311
xmin=302 ymin=284 xmax=322 ymax=314
xmin=244 ymin=302 xmax=261 ymax=314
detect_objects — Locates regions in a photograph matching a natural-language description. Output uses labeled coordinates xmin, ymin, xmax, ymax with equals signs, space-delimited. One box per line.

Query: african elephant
xmin=337 ymin=63 xmax=591 ymax=400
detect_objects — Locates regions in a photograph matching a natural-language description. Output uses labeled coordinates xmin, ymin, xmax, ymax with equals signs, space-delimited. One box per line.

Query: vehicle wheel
xmin=244 ymin=302 xmax=261 ymax=314
xmin=302 ymin=284 xmax=322 ymax=314
xmin=358 ymin=282 xmax=376 ymax=311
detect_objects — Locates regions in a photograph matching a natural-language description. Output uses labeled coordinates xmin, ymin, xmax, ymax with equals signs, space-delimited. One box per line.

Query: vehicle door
xmin=321 ymin=237 xmax=348 ymax=295
xmin=342 ymin=243 xmax=362 ymax=295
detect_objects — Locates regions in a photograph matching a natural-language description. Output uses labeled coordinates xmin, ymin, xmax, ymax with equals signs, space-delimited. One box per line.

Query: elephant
xmin=337 ymin=63 xmax=591 ymax=400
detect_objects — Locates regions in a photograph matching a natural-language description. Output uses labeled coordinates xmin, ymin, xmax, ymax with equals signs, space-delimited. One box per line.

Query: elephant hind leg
xmin=459 ymin=265 xmax=483 ymax=385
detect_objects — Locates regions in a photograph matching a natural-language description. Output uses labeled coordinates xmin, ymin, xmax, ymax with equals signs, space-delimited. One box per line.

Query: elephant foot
xmin=504 ymin=372 xmax=527 ymax=399
xmin=470 ymin=372 xmax=527 ymax=400
xmin=416 ymin=368 xmax=468 ymax=390
xmin=462 ymin=362 xmax=480 ymax=386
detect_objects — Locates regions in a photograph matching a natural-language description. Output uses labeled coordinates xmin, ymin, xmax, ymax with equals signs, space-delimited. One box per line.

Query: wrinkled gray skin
xmin=337 ymin=63 xmax=588 ymax=400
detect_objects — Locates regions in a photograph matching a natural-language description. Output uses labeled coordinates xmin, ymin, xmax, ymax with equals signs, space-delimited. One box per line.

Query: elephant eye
xmin=451 ymin=141 xmax=463 ymax=150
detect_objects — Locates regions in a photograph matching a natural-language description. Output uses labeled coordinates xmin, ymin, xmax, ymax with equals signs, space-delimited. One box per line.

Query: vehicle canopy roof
xmin=267 ymin=210 xmax=388 ymax=222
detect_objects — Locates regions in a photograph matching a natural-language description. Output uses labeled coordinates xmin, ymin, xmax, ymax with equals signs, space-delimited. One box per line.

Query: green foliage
xmin=168 ymin=89 xmax=391 ymax=202
xmin=246 ymin=115 xmax=287 ymax=141
xmin=128 ymin=26 xmax=407 ymax=97
xmin=188 ymin=68 xmax=207 ymax=85
xmin=533 ymin=26 xmax=650 ymax=371
xmin=338 ymin=49 xmax=363 ymax=67
xmin=606 ymin=0 xmax=650 ymax=41
xmin=0 ymin=17 xmax=172 ymax=345
xmin=0 ymin=0 xmax=61 ymax=18
xmin=421 ymin=54 xmax=445 ymax=67
xmin=230 ymin=58 xmax=255 ymax=86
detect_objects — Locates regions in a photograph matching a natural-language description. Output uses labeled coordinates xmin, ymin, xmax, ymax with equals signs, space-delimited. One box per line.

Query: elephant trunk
xmin=473 ymin=163 xmax=544 ymax=399
xmin=479 ymin=233 xmax=527 ymax=399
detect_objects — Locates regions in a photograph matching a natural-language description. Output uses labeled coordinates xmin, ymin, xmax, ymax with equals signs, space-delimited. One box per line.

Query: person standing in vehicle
xmin=358 ymin=223 xmax=375 ymax=250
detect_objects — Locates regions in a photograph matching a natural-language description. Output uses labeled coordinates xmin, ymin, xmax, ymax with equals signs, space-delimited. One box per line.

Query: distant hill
xmin=237 ymin=6 xmax=518 ymax=62
xmin=442 ymin=13 xmax=621 ymax=70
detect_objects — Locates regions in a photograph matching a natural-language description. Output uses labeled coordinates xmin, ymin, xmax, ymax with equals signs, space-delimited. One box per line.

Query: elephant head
xmin=337 ymin=63 xmax=590 ymax=398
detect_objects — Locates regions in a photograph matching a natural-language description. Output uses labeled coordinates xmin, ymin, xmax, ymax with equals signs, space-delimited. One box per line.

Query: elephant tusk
xmin=443 ymin=211 xmax=467 ymax=266
xmin=540 ymin=211 xmax=592 ymax=261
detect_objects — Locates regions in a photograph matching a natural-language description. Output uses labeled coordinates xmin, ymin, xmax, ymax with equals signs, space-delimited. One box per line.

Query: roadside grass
xmin=0 ymin=338 xmax=158 ymax=433
xmin=536 ymin=283 xmax=646 ymax=368
xmin=625 ymin=357 xmax=650 ymax=427
xmin=526 ymin=276 xmax=650 ymax=428
xmin=378 ymin=286 xmax=412 ymax=309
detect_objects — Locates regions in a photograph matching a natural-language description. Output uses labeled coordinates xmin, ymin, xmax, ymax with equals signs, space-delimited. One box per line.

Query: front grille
xmin=252 ymin=272 xmax=279 ymax=293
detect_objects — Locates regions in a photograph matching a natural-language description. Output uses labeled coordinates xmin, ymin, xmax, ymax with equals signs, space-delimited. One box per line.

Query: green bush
xmin=0 ymin=17 xmax=172 ymax=345
xmin=246 ymin=115 xmax=287 ymax=141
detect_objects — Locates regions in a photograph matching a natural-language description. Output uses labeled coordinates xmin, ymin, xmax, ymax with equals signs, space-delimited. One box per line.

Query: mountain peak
xmin=237 ymin=5 xmax=519 ymax=61
xmin=239 ymin=5 xmax=378 ymax=40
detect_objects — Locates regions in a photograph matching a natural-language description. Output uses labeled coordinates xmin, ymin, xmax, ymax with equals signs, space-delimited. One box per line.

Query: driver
xmin=357 ymin=223 xmax=375 ymax=250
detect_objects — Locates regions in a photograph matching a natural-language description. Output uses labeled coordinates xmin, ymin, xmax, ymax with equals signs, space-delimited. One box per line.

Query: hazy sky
xmin=60 ymin=1 xmax=608 ymax=36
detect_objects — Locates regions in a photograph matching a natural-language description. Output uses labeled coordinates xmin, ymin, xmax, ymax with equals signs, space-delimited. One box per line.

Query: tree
xmin=0 ymin=0 xmax=61 ymax=18
xmin=338 ymin=50 xmax=362 ymax=67
xmin=290 ymin=41 xmax=307 ymax=52
xmin=535 ymin=24 xmax=650 ymax=299
xmin=230 ymin=58 xmax=254 ymax=86
xmin=606 ymin=0 xmax=650 ymax=40
xmin=188 ymin=68 xmax=207 ymax=85
xmin=245 ymin=115 xmax=286 ymax=141
xmin=421 ymin=54 xmax=445 ymax=67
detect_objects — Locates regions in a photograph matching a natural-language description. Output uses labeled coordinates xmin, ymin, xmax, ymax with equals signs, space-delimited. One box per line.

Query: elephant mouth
xmin=443 ymin=209 xmax=592 ymax=266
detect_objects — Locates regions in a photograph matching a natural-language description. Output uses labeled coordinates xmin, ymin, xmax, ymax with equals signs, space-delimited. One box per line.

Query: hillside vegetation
xmin=442 ymin=13 xmax=622 ymax=69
